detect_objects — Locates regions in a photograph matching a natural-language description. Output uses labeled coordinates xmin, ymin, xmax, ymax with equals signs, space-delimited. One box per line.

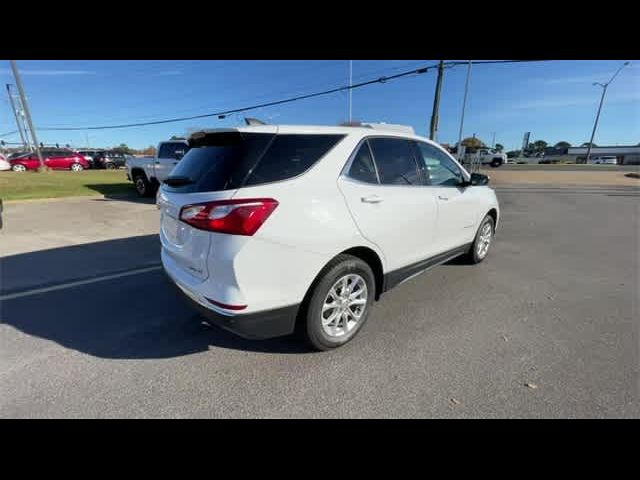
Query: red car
xmin=9 ymin=149 xmax=90 ymax=172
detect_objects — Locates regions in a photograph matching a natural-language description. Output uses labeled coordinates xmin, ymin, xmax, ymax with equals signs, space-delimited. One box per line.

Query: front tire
xmin=464 ymin=215 xmax=495 ymax=264
xmin=133 ymin=172 xmax=154 ymax=197
xmin=12 ymin=164 xmax=27 ymax=172
xmin=301 ymin=254 xmax=375 ymax=351
xmin=490 ymin=158 xmax=503 ymax=168
xmin=105 ymin=162 xmax=116 ymax=170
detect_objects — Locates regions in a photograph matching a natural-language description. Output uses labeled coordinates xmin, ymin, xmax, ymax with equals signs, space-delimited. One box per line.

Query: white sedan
xmin=0 ymin=155 xmax=12 ymax=171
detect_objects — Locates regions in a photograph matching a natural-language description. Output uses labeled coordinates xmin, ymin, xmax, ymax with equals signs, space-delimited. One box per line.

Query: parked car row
xmin=2 ymin=148 xmax=132 ymax=172
xmin=78 ymin=150 xmax=131 ymax=169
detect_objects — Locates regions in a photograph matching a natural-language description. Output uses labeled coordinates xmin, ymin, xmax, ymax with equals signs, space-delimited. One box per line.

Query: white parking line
xmin=0 ymin=265 xmax=163 ymax=301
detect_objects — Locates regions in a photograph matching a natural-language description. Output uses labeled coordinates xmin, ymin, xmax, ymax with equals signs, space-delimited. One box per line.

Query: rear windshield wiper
xmin=164 ymin=176 xmax=194 ymax=186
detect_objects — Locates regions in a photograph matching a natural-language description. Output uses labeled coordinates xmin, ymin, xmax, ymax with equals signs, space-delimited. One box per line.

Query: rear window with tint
xmin=164 ymin=132 xmax=344 ymax=193
xmin=159 ymin=142 xmax=189 ymax=159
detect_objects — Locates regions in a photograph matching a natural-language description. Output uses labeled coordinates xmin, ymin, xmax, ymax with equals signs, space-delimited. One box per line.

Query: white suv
xmin=158 ymin=123 xmax=500 ymax=350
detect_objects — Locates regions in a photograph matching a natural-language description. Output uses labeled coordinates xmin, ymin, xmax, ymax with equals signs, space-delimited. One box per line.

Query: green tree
xmin=532 ymin=140 xmax=548 ymax=153
xmin=554 ymin=141 xmax=571 ymax=148
xmin=494 ymin=143 xmax=504 ymax=152
xmin=113 ymin=143 xmax=134 ymax=154
xmin=140 ymin=145 xmax=157 ymax=156
xmin=461 ymin=137 xmax=486 ymax=152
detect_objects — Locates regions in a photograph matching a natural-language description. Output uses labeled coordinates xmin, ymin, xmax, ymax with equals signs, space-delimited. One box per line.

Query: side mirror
xmin=470 ymin=173 xmax=490 ymax=186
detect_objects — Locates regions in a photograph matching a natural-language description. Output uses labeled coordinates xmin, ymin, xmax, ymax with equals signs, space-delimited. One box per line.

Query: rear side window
xmin=243 ymin=134 xmax=344 ymax=187
xmin=368 ymin=138 xmax=422 ymax=186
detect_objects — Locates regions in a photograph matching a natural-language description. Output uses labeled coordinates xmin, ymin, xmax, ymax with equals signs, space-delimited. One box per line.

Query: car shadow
xmin=1 ymin=236 xmax=312 ymax=358
xmin=85 ymin=183 xmax=156 ymax=205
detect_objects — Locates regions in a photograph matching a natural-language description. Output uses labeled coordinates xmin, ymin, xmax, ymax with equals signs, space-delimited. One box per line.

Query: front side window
xmin=346 ymin=141 xmax=378 ymax=184
xmin=367 ymin=137 xmax=422 ymax=186
xmin=416 ymin=142 xmax=464 ymax=187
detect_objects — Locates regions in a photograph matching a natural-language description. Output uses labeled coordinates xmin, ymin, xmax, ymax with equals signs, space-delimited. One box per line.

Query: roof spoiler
xmin=245 ymin=117 xmax=266 ymax=126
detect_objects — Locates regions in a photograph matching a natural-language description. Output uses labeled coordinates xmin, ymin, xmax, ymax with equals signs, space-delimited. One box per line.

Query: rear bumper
xmin=167 ymin=270 xmax=299 ymax=340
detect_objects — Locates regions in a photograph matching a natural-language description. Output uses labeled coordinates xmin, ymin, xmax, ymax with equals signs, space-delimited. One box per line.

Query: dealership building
xmin=565 ymin=145 xmax=640 ymax=164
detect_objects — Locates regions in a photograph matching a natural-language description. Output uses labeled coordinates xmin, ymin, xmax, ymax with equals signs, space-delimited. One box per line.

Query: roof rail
xmin=339 ymin=121 xmax=372 ymax=128
xmin=361 ymin=122 xmax=415 ymax=135
xmin=338 ymin=121 xmax=415 ymax=135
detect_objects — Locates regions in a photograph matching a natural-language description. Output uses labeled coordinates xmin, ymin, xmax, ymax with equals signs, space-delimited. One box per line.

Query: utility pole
xmin=456 ymin=60 xmax=472 ymax=161
xmin=6 ymin=84 xmax=28 ymax=150
xmin=348 ymin=60 xmax=353 ymax=122
xmin=491 ymin=132 xmax=496 ymax=149
xmin=9 ymin=60 xmax=44 ymax=170
xmin=429 ymin=60 xmax=445 ymax=141
xmin=585 ymin=61 xmax=630 ymax=164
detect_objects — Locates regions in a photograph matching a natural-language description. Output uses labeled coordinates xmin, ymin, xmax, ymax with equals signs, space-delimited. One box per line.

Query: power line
xmin=449 ymin=60 xmax=552 ymax=65
xmin=40 ymin=63 xmax=438 ymax=131
xmin=0 ymin=130 xmax=18 ymax=137
xmin=37 ymin=59 xmax=554 ymax=132
xmin=42 ymin=61 xmax=412 ymax=127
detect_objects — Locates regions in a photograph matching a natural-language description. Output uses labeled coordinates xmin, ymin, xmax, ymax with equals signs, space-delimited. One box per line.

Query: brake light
xmin=180 ymin=198 xmax=278 ymax=236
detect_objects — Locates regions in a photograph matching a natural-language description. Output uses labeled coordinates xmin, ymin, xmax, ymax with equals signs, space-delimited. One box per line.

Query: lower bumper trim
xmin=175 ymin=284 xmax=300 ymax=340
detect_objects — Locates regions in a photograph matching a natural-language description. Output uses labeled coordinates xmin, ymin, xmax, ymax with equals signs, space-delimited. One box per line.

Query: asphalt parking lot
xmin=1 ymin=184 xmax=638 ymax=418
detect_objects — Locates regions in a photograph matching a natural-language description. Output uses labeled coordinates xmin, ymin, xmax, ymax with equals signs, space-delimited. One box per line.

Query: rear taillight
xmin=179 ymin=198 xmax=278 ymax=236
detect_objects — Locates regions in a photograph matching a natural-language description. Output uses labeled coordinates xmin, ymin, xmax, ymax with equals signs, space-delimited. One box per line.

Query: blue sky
xmin=1 ymin=60 xmax=638 ymax=150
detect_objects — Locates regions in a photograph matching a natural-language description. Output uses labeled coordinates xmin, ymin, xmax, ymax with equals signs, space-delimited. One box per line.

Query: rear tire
xmin=133 ymin=172 xmax=154 ymax=197
xmin=463 ymin=215 xmax=495 ymax=264
xmin=301 ymin=254 xmax=375 ymax=351
xmin=490 ymin=158 xmax=502 ymax=168
xmin=70 ymin=163 xmax=84 ymax=172
xmin=12 ymin=164 xmax=27 ymax=172
xmin=105 ymin=162 xmax=116 ymax=170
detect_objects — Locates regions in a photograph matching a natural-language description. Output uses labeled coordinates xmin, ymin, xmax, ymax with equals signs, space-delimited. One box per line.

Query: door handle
xmin=361 ymin=195 xmax=383 ymax=204
xmin=438 ymin=194 xmax=449 ymax=201
xmin=155 ymin=161 xmax=160 ymax=164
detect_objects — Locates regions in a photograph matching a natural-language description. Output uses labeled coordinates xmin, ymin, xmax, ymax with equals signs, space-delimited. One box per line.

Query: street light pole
xmin=584 ymin=61 xmax=630 ymax=164
xmin=9 ymin=60 xmax=45 ymax=170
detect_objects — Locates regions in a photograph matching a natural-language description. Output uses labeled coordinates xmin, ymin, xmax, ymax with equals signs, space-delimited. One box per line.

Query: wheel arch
xmin=294 ymin=245 xmax=386 ymax=335
xmin=487 ymin=207 xmax=498 ymax=229
xmin=130 ymin=167 xmax=147 ymax=179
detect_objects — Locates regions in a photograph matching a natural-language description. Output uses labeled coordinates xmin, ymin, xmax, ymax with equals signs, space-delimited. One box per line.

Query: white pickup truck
xmin=476 ymin=149 xmax=508 ymax=168
xmin=125 ymin=139 xmax=190 ymax=197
